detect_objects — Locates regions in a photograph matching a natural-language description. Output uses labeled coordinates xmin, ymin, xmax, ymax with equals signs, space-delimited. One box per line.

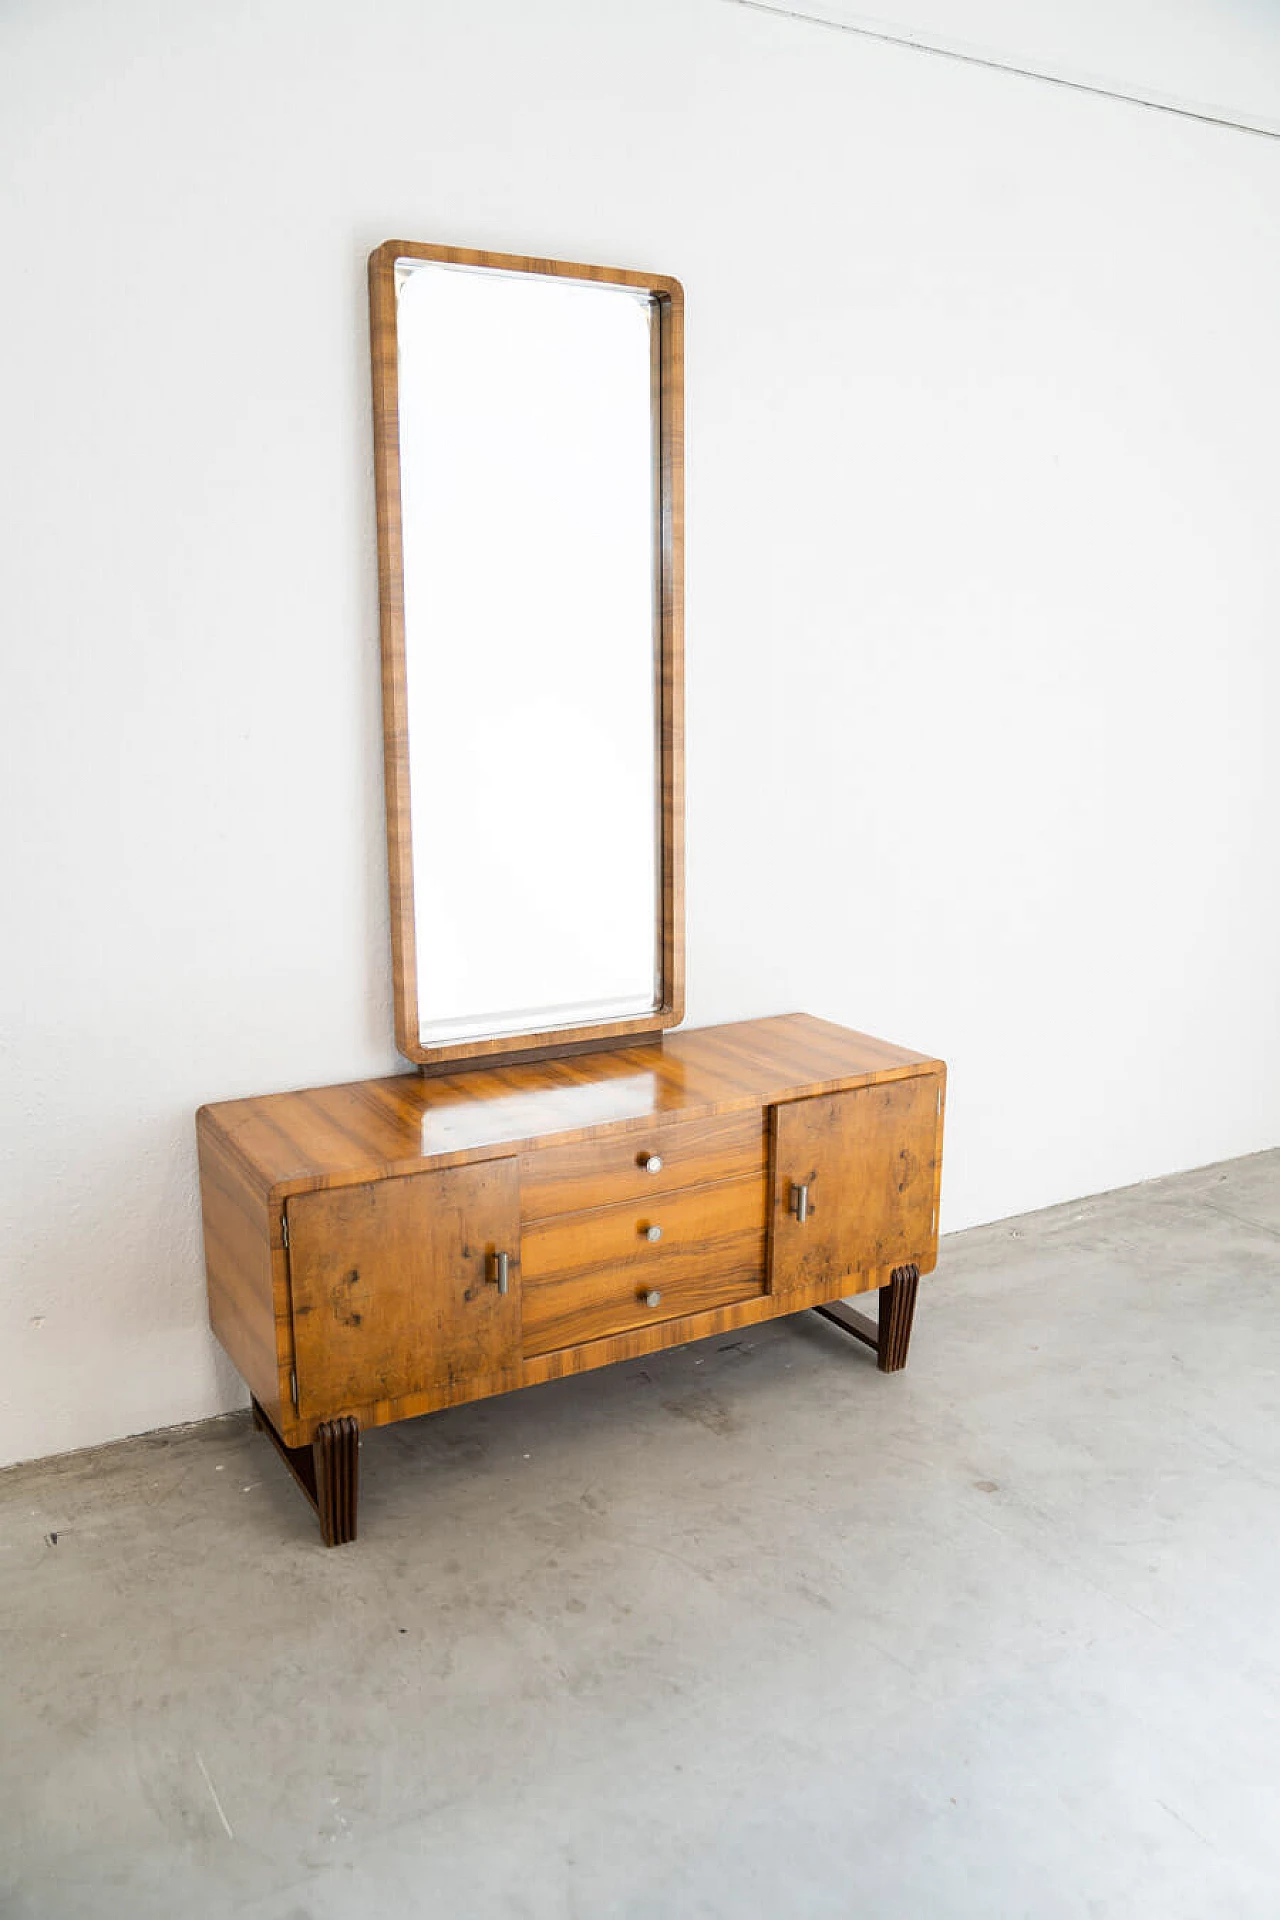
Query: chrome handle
xmin=642 ymin=1223 xmax=662 ymax=1243
xmin=490 ymin=1250 xmax=510 ymax=1295
xmin=789 ymin=1182 xmax=810 ymax=1225
xmin=641 ymin=1288 xmax=662 ymax=1308
xmin=638 ymin=1153 xmax=663 ymax=1174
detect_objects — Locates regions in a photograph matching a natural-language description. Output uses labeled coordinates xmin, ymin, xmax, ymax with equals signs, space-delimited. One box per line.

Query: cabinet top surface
xmin=198 ymin=1014 xmax=944 ymax=1199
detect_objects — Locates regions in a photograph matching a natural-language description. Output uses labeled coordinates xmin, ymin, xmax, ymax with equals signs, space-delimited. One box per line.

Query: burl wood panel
xmin=769 ymin=1075 xmax=944 ymax=1296
xmin=286 ymin=1160 xmax=521 ymax=1425
xmin=368 ymin=238 xmax=685 ymax=1068
xmin=520 ymin=1107 xmax=762 ymax=1221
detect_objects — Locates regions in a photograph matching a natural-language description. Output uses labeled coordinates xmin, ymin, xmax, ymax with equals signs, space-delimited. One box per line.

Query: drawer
xmin=521 ymin=1173 xmax=767 ymax=1357
xmin=520 ymin=1108 xmax=765 ymax=1223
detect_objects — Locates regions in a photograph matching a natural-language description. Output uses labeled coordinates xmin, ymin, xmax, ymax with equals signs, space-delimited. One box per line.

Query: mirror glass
xmin=393 ymin=257 xmax=661 ymax=1048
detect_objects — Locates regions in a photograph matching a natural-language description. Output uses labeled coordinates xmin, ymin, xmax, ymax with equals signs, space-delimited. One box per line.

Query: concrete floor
xmin=3 ymin=1153 xmax=1280 ymax=1920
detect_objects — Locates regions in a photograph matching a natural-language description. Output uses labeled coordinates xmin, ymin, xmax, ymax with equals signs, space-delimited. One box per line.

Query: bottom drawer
xmin=521 ymin=1176 xmax=767 ymax=1358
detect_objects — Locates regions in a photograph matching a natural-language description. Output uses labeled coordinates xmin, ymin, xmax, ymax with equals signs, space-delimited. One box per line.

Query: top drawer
xmin=520 ymin=1108 xmax=765 ymax=1222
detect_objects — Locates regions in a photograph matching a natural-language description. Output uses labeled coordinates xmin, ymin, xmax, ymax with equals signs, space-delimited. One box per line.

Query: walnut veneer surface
xmin=198 ymin=1014 xmax=946 ymax=1544
xmin=201 ymin=1015 xmax=936 ymax=1194
xmin=369 ymin=240 xmax=686 ymax=1068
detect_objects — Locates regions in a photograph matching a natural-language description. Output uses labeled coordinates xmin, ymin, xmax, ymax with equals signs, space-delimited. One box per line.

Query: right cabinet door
xmin=769 ymin=1072 xmax=943 ymax=1297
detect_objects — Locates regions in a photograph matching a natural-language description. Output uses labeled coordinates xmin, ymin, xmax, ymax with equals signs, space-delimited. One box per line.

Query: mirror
xmin=369 ymin=243 xmax=684 ymax=1068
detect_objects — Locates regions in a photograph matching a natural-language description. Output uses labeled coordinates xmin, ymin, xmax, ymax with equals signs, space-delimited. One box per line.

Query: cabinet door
xmin=769 ymin=1074 xmax=942 ymax=1297
xmin=286 ymin=1160 xmax=521 ymax=1422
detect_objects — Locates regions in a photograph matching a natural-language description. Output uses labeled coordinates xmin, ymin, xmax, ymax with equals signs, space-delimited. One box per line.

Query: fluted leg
xmin=876 ymin=1263 xmax=920 ymax=1372
xmin=312 ymin=1417 xmax=360 ymax=1547
xmin=251 ymin=1399 xmax=361 ymax=1547
xmin=812 ymin=1262 xmax=922 ymax=1372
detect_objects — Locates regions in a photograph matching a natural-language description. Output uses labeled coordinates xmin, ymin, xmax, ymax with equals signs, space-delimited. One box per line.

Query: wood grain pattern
xmin=199 ymin=1016 xmax=947 ymax=1449
xmin=255 ymin=1260 xmax=919 ymax=1438
xmin=656 ymin=264 xmax=684 ymax=1032
xmin=520 ymin=1108 xmax=763 ymax=1222
xmin=521 ymin=1260 xmax=913 ymax=1390
xmin=367 ymin=246 xmax=415 ymax=1067
xmin=368 ymin=238 xmax=684 ymax=1068
xmin=198 ymin=1014 xmax=943 ymax=1208
xmin=769 ymin=1073 xmax=944 ymax=1295
xmin=522 ymin=1170 xmax=765 ymax=1284
xmin=521 ymin=1178 xmax=766 ymax=1357
xmin=522 ymin=1254 xmax=765 ymax=1359
xmin=197 ymin=1123 xmax=292 ymax=1435
xmin=286 ymin=1161 xmax=521 ymax=1424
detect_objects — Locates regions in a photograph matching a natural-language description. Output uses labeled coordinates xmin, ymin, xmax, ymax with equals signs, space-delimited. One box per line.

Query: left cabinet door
xmin=286 ymin=1160 xmax=521 ymax=1425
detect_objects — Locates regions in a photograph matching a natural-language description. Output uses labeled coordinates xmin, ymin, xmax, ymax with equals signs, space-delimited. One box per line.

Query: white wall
xmin=3 ymin=0 xmax=1279 ymax=1468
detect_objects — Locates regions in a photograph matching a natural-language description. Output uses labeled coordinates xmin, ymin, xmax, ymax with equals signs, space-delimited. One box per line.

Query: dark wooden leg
xmin=876 ymin=1263 xmax=920 ymax=1372
xmin=250 ymin=1398 xmax=360 ymax=1547
xmin=812 ymin=1263 xmax=921 ymax=1373
xmin=312 ymin=1418 xmax=360 ymax=1547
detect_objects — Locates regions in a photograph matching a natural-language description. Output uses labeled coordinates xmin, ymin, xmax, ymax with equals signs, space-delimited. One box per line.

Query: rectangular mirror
xmin=369 ymin=242 xmax=684 ymax=1068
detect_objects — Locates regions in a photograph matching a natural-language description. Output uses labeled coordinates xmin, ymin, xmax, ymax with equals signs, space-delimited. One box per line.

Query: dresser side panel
xmin=920 ymin=1063 xmax=948 ymax=1276
xmin=197 ymin=1117 xmax=290 ymax=1430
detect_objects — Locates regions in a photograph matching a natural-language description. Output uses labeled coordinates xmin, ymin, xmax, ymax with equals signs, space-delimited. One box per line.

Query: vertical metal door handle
xmin=491 ymin=1250 xmax=510 ymax=1295
xmin=790 ymin=1182 xmax=810 ymax=1225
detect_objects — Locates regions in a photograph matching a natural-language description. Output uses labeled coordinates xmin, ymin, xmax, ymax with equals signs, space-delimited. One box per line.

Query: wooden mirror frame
xmin=368 ymin=240 xmax=685 ymax=1071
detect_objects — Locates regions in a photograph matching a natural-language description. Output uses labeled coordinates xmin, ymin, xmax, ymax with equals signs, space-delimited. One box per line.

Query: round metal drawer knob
xmin=642 ymin=1289 xmax=663 ymax=1308
xmin=642 ymin=1224 xmax=663 ymax=1242
xmin=639 ymin=1153 xmax=663 ymax=1174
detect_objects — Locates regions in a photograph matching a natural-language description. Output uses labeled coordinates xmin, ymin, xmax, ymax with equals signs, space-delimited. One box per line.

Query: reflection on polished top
xmin=200 ymin=1014 xmax=942 ymax=1200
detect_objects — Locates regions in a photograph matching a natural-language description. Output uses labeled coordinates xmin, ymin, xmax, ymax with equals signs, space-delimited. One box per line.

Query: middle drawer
xmin=521 ymin=1173 xmax=768 ymax=1357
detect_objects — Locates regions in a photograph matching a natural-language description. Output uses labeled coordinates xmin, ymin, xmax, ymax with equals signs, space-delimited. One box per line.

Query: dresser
xmin=198 ymin=1013 xmax=945 ymax=1544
